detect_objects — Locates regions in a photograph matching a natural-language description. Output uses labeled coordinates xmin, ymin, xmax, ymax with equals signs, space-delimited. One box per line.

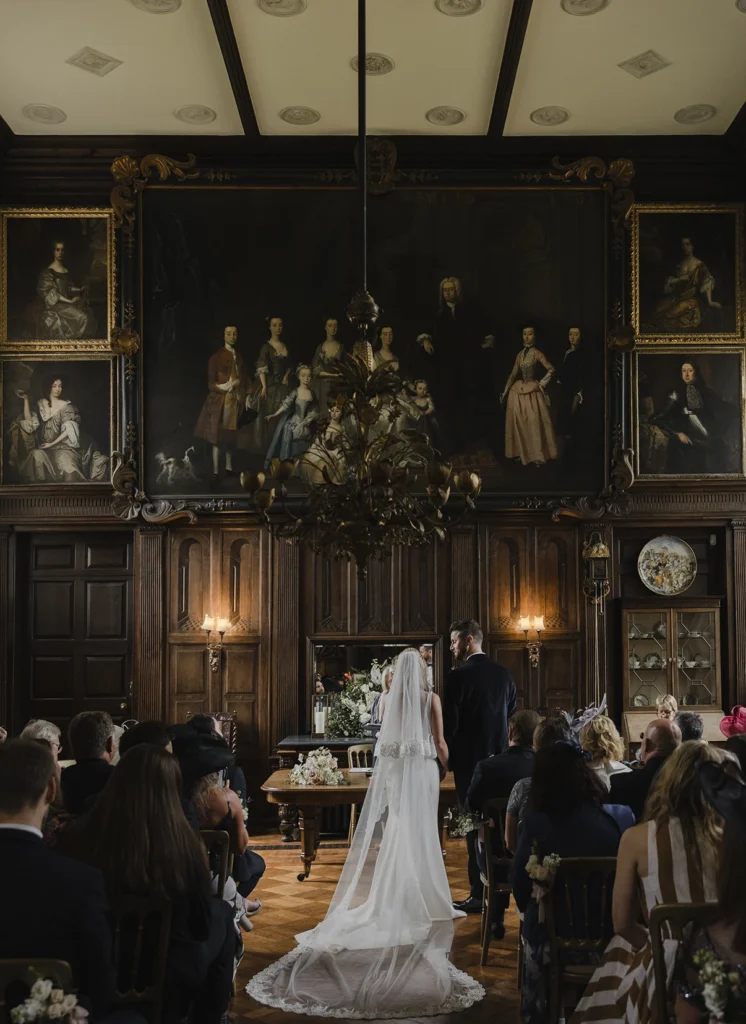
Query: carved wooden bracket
xmin=110 ymin=153 xmax=199 ymax=248
xmin=111 ymin=449 xmax=197 ymax=526
xmin=549 ymin=448 xmax=635 ymax=522
xmin=548 ymin=156 xmax=636 ymax=234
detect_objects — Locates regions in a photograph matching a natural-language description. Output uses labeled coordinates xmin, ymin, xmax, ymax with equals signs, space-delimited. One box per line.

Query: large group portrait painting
xmin=140 ymin=186 xmax=607 ymax=497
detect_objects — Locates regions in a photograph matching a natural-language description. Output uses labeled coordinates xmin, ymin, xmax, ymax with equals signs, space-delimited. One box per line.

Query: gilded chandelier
xmin=240 ymin=0 xmax=481 ymax=575
xmin=240 ymin=356 xmax=481 ymax=578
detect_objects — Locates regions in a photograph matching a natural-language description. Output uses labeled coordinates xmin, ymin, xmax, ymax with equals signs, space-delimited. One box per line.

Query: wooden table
xmin=262 ymin=768 xmax=458 ymax=881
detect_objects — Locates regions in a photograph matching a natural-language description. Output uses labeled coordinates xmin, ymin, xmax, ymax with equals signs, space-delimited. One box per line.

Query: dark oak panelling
xmin=399 ymin=544 xmax=438 ymax=634
xmin=170 ymin=530 xmax=211 ymax=634
xmin=272 ymin=539 xmax=299 ymax=747
xmin=355 ymin=558 xmax=393 ymax=635
xmin=451 ymin=528 xmax=479 ymax=624
xmin=135 ymin=528 xmax=165 ymax=721
xmin=487 ymin=641 xmax=530 ymax=711
xmin=731 ymin=521 xmax=746 ymax=706
xmin=486 ymin=527 xmax=529 ymax=632
xmin=221 ymin=530 xmax=261 ymax=634
xmin=536 ymin=528 xmax=579 ymax=632
xmin=313 ymin=554 xmax=350 ymax=634
xmin=540 ymin=643 xmax=577 ymax=714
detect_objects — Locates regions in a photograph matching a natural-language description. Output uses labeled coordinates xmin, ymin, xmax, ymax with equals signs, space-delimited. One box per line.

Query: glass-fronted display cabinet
xmin=622 ymin=599 xmax=721 ymax=712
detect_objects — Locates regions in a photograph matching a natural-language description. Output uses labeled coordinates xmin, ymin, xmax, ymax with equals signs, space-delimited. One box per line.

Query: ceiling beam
xmin=488 ymin=0 xmax=534 ymax=138
xmin=725 ymin=98 xmax=746 ymax=155
xmin=0 ymin=113 xmax=13 ymax=158
xmin=205 ymin=0 xmax=258 ymax=138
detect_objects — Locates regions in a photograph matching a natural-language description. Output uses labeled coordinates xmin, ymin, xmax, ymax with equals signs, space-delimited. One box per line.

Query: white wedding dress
xmin=247 ymin=648 xmax=485 ymax=1019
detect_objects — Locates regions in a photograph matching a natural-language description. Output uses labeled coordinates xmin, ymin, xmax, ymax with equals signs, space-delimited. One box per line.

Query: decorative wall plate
xmin=637 ymin=535 xmax=697 ymax=596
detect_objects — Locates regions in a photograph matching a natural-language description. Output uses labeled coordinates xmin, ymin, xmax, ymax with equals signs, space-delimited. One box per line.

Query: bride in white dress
xmin=247 ymin=647 xmax=485 ymax=1019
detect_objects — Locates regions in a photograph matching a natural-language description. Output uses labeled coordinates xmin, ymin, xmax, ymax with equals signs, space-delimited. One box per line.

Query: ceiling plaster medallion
xmin=434 ymin=0 xmax=484 ymax=15
xmin=280 ymin=106 xmax=320 ymax=125
xmin=674 ymin=104 xmax=716 ymax=125
xmin=560 ymin=0 xmax=610 ymax=14
xmin=530 ymin=106 xmax=570 ymax=127
xmin=22 ymin=103 xmax=67 ymax=125
xmin=618 ymin=49 xmax=671 ymax=79
xmin=128 ymin=0 xmax=182 ymax=12
xmin=426 ymin=106 xmax=466 ymax=126
xmin=350 ymin=53 xmax=395 ymax=76
xmin=737 ymin=0 xmax=746 ymax=11
xmin=174 ymin=104 xmax=217 ymax=125
xmin=257 ymin=0 xmax=307 ymax=14
xmin=66 ymin=46 xmax=123 ymax=77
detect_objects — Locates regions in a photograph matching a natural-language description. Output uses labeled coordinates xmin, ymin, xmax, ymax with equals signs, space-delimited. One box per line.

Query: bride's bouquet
xmin=289 ymin=747 xmax=349 ymax=787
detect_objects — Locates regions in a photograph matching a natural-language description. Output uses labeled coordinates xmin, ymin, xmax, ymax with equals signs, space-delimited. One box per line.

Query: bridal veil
xmin=247 ymin=647 xmax=484 ymax=1019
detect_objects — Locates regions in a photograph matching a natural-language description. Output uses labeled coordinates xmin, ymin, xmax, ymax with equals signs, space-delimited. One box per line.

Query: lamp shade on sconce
xmin=533 ymin=616 xmax=545 ymax=632
xmin=216 ymin=617 xmax=230 ymax=634
xmin=518 ymin=616 xmax=531 ymax=631
xmin=201 ymin=615 xmax=215 ymax=632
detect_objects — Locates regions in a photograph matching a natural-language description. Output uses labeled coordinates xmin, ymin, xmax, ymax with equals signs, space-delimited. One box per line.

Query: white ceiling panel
xmin=505 ymin=0 xmax=746 ymax=136
xmin=229 ymin=0 xmax=512 ymax=135
xmin=0 ymin=0 xmax=243 ymax=135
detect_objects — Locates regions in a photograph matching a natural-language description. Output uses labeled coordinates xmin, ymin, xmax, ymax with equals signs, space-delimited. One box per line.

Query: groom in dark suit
xmin=443 ymin=619 xmax=516 ymax=913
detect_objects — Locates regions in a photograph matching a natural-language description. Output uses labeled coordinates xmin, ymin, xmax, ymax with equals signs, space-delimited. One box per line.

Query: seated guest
xmin=656 ymin=693 xmax=679 ymax=721
xmin=20 ymin=719 xmax=63 ymax=761
xmin=511 ymin=742 xmax=623 ymax=1024
xmin=118 ymin=720 xmax=173 ymax=758
xmin=188 ymin=715 xmax=246 ymax=798
xmin=674 ymin=710 xmax=704 ymax=743
xmin=724 ymin=734 xmax=746 ymax=773
xmin=467 ymin=708 xmax=540 ymax=939
xmin=573 ymin=741 xmax=726 ymax=1024
xmin=580 ymin=715 xmax=632 ymax=790
xmin=674 ymin=761 xmax=746 ymax=1024
xmin=505 ymin=716 xmax=571 ymax=853
xmin=610 ymin=718 xmax=681 ymax=821
xmin=0 ymin=740 xmax=116 ymax=1019
xmin=62 ymin=710 xmax=117 ymax=814
xmin=58 ymin=745 xmax=237 ymax=1024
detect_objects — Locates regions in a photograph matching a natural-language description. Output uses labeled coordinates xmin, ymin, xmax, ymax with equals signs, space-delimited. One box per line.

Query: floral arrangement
xmin=692 ymin=949 xmax=746 ymax=1022
xmin=449 ymin=811 xmax=480 ymax=838
xmin=10 ymin=978 xmax=85 ymax=1022
xmin=289 ymin=747 xmax=348 ymax=787
xmin=325 ymin=660 xmax=390 ymax=739
xmin=526 ymin=842 xmax=561 ymax=922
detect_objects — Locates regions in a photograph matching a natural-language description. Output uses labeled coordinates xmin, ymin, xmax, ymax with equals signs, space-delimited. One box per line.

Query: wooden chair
xmin=0 ymin=959 xmax=73 ymax=1016
xmin=479 ymin=797 xmax=513 ymax=966
xmin=544 ymin=856 xmax=617 ymax=1024
xmin=347 ymin=743 xmax=374 ymax=844
xmin=649 ymin=902 xmax=720 ymax=1024
xmin=109 ymin=893 xmax=172 ymax=1024
xmin=200 ymin=828 xmax=232 ymax=899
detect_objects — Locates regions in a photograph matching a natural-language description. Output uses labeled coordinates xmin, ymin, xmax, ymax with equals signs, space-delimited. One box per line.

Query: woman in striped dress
xmin=572 ymin=741 xmax=727 ymax=1024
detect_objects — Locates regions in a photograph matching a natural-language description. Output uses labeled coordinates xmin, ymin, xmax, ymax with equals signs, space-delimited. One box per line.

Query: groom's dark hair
xmin=449 ymin=619 xmax=483 ymax=643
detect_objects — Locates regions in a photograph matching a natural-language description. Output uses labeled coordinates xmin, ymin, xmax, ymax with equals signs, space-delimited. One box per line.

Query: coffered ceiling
xmin=0 ymin=0 xmax=745 ymax=140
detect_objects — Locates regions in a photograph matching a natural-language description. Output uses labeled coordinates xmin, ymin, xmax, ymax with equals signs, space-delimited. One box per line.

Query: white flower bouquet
xmin=692 ymin=948 xmax=746 ymax=1022
xmin=289 ymin=747 xmax=349 ymax=787
xmin=526 ymin=842 xmax=561 ymax=922
xmin=10 ymin=978 xmax=87 ymax=1022
xmin=449 ymin=812 xmax=480 ymax=838
xmin=325 ymin=662 xmax=388 ymax=739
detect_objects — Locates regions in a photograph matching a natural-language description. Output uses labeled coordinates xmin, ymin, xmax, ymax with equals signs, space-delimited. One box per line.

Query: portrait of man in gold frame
xmin=0 ymin=353 xmax=115 ymax=489
xmin=632 ymin=346 xmax=746 ymax=482
xmin=0 ymin=208 xmax=115 ymax=352
xmin=631 ymin=203 xmax=744 ymax=344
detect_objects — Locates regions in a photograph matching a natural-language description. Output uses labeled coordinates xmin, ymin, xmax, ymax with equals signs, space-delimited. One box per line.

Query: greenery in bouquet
xmin=692 ymin=948 xmax=746 ymax=1022
xmin=449 ymin=811 xmax=480 ymax=838
xmin=325 ymin=658 xmax=390 ymax=739
xmin=289 ymin=747 xmax=348 ymax=786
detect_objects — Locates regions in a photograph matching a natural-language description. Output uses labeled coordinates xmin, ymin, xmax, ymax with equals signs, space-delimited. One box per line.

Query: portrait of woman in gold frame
xmin=0 ymin=353 xmax=115 ymax=489
xmin=632 ymin=346 xmax=746 ymax=482
xmin=631 ymin=203 xmax=744 ymax=344
xmin=0 ymin=208 xmax=115 ymax=352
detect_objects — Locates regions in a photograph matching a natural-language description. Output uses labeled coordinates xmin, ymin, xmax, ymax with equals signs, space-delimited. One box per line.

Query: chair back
xmin=545 ymin=856 xmax=618 ymax=955
xmin=200 ymin=828 xmax=231 ymax=899
xmin=649 ymin=902 xmax=720 ymax=1024
xmin=482 ymin=797 xmax=512 ymax=896
xmin=185 ymin=710 xmax=237 ymax=752
xmin=109 ymin=893 xmax=172 ymax=1024
xmin=347 ymin=743 xmax=374 ymax=769
xmin=0 ymin=960 xmax=73 ymax=1015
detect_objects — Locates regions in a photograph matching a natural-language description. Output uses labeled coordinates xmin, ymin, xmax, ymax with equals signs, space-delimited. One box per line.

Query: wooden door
xmin=16 ymin=532 xmax=134 ymax=738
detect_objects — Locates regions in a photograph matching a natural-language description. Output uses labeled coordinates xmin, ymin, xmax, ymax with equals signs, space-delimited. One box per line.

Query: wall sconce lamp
xmin=519 ymin=615 xmax=544 ymax=669
xmin=202 ymin=615 xmax=229 ymax=673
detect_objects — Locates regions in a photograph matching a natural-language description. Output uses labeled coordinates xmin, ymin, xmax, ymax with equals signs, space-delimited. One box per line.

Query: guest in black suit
xmin=62 ymin=710 xmax=117 ymax=814
xmin=466 ymin=708 xmax=539 ymax=937
xmin=0 ymin=739 xmax=116 ymax=1019
xmin=609 ymin=718 xmax=681 ymax=821
xmin=443 ymin=618 xmax=517 ymax=912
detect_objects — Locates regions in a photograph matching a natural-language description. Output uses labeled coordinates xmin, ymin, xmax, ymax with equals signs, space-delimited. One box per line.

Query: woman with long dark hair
xmin=58 ymin=744 xmax=236 ymax=1024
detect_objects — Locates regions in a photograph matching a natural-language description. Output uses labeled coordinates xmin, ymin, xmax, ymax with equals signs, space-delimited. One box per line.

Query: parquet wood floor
xmin=231 ymin=838 xmax=521 ymax=1024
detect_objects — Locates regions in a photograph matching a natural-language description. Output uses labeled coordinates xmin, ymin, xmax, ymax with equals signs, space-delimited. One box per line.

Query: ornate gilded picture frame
xmin=0 ymin=208 xmax=115 ymax=352
xmin=632 ymin=346 xmax=746 ymax=481
xmin=0 ymin=353 xmax=116 ymax=489
xmin=631 ymin=203 xmax=744 ymax=344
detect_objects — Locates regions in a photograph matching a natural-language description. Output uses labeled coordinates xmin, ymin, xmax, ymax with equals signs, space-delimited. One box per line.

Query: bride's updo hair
xmin=395 ymin=646 xmax=429 ymax=692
